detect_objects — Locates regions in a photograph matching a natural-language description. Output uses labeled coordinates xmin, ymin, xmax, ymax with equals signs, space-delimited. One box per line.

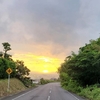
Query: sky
xmin=0 ymin=0 xmax=100 ymax=79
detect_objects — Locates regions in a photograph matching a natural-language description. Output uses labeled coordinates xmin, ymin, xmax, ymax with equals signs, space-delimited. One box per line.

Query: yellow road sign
xmin=6 ymin=68 xmax=12 ymax=74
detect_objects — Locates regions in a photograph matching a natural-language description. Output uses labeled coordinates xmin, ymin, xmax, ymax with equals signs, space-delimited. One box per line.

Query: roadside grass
xmin=62 ymin=81 xmax=100 ymax=100
xmin=0 ymin=78 xmax=27 ymax=97
xmin=78 ymin=85 xmax=100 ymax=100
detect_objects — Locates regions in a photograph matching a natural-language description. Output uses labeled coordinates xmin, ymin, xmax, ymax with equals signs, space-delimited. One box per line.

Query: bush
xmin=62 ymin=80 xmax=100 ymax=100
xmin=78 ymin=84 xmax=100 ymax=100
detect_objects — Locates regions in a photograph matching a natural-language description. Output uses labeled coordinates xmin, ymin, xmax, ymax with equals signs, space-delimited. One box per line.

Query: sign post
xmin=7 ymin=74 xmax=10 ymax=92
xmin=6 ymin=68 xmax=12 ymax=92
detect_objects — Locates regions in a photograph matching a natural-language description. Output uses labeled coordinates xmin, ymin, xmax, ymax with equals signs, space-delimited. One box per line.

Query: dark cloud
xmin=0 ymin=0 xmax=3 ymax=3
xmin=5 ymin=0 xmax=81 ymax=47
xmin=0 ymin=0 xmax=100 ymax=57
xmin=9 ymin=0 xmax=80 ymax=25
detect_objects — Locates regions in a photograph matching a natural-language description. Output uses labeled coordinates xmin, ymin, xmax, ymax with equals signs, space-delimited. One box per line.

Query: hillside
xmin=0 ymin=78 xmax=27 ymax=98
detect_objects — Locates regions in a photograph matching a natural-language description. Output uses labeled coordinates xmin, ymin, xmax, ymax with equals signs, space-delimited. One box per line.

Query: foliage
xmin=21 ymin=77 xmax=33 ymax=87
xmin=15 ymin=60 xmax=31 ymax=87
xmin=15 ymin=60 xmax=30 ymax=79
xmin=0 ymin=58 xmax=9 ymax=78
xmin=58 ymin=38 xmax=100 ymax=100
xmin=0 ymin=42 xmax=32 ymax=87
xmin=59 ymin=72 xmax=70 ymax=86
xmin=0 ymin=58 xmax=16 ymax=78
xmin=58 ymin=38 xmax=100 ymax=86
xmin=2 ymin=42 xmax=11 ymax=59
xmin=62 ymin=79 xmax=100 ymax=100
xmin=78 ymin=84 xmax=100 ymax=100
xmin=40 ymin=78 xmax=51 ymax=84
xmin=0 ymin=52 xmax=3 ymax=57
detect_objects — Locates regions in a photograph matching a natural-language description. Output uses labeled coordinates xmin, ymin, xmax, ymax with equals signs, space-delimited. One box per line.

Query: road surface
xmin=1 ymin=83 xmax=86 ymax=100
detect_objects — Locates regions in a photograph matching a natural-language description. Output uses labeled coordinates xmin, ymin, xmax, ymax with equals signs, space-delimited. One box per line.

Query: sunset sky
xmin=0 ymin=0 xmax=100 ymax=79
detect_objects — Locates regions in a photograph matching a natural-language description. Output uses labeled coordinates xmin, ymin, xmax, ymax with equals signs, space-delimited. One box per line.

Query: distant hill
xmin=0 ymin=78 xmax=27 ymax=98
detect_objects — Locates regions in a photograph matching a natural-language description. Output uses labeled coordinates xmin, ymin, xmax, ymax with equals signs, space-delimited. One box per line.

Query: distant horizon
xmin=29 ymin=71 xmax=59 ymax=80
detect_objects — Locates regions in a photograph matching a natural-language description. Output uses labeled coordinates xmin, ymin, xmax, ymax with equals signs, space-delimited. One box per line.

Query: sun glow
xmin=43 ymin=70 xmax=48 ymax=73
xmin=39 ymin=57 xmax=51 ymax=62
xmin=13 ymin=53 xmax=62 ymax=74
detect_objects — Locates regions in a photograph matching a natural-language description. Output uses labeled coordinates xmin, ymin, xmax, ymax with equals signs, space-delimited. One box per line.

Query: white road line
xmin=49 ymin=91 xmax=51 ymax=93
xmin=67 ymin=91 xmax=80 ymax=100
xmin=12 ymin=89 xmax=34 ymax=100
xmin=47 ymin=96 xmax=50 ymax=100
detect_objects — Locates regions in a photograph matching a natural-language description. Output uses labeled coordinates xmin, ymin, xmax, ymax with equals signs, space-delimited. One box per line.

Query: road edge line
xmin=67 ymin=91 xmax=79 ymax=100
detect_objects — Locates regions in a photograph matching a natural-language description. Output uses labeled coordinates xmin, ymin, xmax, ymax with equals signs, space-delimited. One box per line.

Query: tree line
xmin=58 ymin=37 xmax=100 ymax=87
xmin=0 ymin=42 xmax=32 ymax=87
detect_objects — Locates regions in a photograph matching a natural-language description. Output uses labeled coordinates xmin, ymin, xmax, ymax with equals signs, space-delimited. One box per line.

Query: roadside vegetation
xmin=58 ymin=37 xmax=100 ymax=100
xmin=0 ymin=42 xmax=35 ymax=97
xmin=40 ymin=78 xmax=51 ymax=85
xmin=40 ymin=78 xmax=58 ymax=85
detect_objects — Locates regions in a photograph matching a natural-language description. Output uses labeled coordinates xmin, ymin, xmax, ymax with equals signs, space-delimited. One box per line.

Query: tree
xmin=15 ymin=60 xmax=30 ymax=79
xmin=0 ymin=58 xmax=16 ymax=79
xmin=40 ymin=78 xmax=47 ymax=84
xmin=58 ymin=37 xmax=100 ymax=86
xmin=0 ymin=42 xmax=16 ymax=79
xmin=2 ymin=42 xmax=11 ymax=59
xmin=0 ymin=58 xmax=9 ymax=78
xmin=0 ymin=52 xmax=3 ymax=58
xmin=0 ymin=42 xmax=32 ymax=87
xmin=15 ymin=60 xmax=31 ymax=87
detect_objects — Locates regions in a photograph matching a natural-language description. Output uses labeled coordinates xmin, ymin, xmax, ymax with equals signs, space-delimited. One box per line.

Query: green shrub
xmin=63 ymin=81 xmax=100 ymax=100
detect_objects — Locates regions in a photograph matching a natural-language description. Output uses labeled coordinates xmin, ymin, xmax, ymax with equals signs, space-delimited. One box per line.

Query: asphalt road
xmin=1 ymin=83 xmax=86 ymax=100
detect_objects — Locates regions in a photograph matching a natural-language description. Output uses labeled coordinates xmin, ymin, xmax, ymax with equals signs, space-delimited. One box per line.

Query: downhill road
xmin=1 ymin=83 xmax=86 ymax=100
